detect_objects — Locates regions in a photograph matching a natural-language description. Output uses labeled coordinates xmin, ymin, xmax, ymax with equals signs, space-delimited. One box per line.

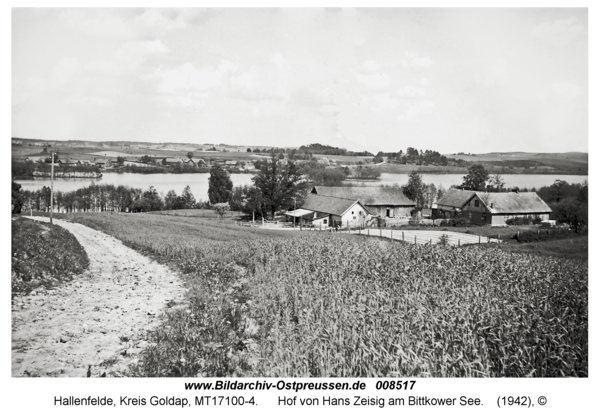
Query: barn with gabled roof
xmin=434 ymin=188 xmax=552 ymax=226
xmin=310 ymin=186 xmax=415 ymax=217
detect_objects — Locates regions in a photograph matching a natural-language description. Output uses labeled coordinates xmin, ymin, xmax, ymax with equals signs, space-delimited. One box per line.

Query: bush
xmin=439 ymin=218 xmax=467 ymax=227
xmin=438 ymin=234 xmax=450 ymax=245
xmin=506 ymin=215 xmax=542 ymax=226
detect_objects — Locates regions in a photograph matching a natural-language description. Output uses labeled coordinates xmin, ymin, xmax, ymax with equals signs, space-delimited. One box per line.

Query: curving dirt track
xmin=12 ymin=217 xmax=186 ymax=377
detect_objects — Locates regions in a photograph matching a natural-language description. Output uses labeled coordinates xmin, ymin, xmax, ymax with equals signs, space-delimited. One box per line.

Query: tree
xmin=116 ymin=156 xmax=125 ymax=166
xmin=436 ymin=184 xmax=446 ymax=202
xmin=252 ymin=154 xmax=306 ymax=219
xmin=244 ymin=186 xmax=264 ymax=219
xmin=12 ymin=181 xmax=24 ymax=214
xmin=141 ymin=155 xmax=153 ymax=164
xmin=187 ymin=151 xmax=194 ymax=159
xmin=212 ymin=202 xmax=230 ymax=219
xmin=141 ymin=186 xmax=163 ymax=212
xmin=180 ymin=185 xmax=196 ymax=209
xmin=461 ymin=164 xmax=489 ymax=191
xmin=164 ymin=190 xmax=178 ymax=210
xmin=230 ymin=185 xmax=247 ymax=212
xmin=424 ymin=183 xmax=437 ymax=208
xmin=402 ymin=171 xmax=426 ymax=210
xmin=247 ymin=148 xmax=252 ymax=152
xmin=553 ymin=181 xmax=587 ymax=232
xmin=487 ymin=174 xmax=505 ymax=192
xmin=208 ymin=164 xmax=233 ymax=204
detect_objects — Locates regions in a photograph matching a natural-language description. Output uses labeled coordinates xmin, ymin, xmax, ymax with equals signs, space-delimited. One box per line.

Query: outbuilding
xmin=294 ymin=194 xmax=372 ymax=228
xmin=434 ymin=188 xmax=552 ymax=226
xmin=311 ymin=186 xmax=415 ymax=218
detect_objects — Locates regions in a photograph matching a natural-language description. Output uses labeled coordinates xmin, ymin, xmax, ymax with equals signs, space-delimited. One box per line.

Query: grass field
xmin=11 ymin=216 xmax=89 ymax=296
xmin=39 ymin=211 xmax=587 ymax=377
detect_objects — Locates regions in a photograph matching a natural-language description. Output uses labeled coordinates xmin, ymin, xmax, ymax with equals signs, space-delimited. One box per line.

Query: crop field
xmin=57 ymin=212 xmax=587 ymax=377
xmin=11 ymin=216 xmax=89 ymax=296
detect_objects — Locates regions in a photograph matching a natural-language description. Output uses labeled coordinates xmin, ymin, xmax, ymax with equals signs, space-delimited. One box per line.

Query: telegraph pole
xmin=50 ymin=152 xmax=54 ymax=224
xmin=293 ymin=197 xmax=296 ymax=229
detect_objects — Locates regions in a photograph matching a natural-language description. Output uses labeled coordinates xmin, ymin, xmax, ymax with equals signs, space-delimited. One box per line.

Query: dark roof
xmin=94 ymin=159 xmax=108 ymax=164
xmin=472 ymin=192 xmax=552 ymax=214
xmin=436 ymin=188 xmax=475 ymax=208
xmin=301 ymin=194 xmax=371 ymax=216
xmin=311 ymin=186 xmax=415 ymax=206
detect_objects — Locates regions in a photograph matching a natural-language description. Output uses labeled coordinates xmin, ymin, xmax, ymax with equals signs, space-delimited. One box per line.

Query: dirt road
xmin=12 ymin=217 xmax=186 ymax=377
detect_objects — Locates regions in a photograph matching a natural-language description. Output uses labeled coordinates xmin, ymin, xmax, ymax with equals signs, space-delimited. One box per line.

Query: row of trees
xmin=383 ymin=147 xmax=449 ymax=166
xmin=298 ymin=143 xmax=373 ymax=157
xmin=16 ymin=182 xmax=170 ymax=213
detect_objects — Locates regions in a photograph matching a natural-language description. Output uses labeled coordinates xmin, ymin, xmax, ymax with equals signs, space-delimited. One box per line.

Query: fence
xmin=234 ymin=220 xmax=499 ymax=246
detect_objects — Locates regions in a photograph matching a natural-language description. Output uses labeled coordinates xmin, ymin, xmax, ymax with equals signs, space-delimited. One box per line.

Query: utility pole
xmin=50 ymin=152 xmax=54 ymax=224
xmin=293 ymin=197 xmax=296 ymax=229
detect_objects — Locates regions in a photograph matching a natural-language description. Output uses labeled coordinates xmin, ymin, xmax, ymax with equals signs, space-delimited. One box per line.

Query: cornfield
xmin=65 ymin=213 xmax=587 ymax=377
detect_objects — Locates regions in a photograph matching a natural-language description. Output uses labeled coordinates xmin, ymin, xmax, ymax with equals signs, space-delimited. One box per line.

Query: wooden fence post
xmin=368 ymin=228 xmax=370 ymax=236
xmin=415 ymin=235 xmax=417 ymax=245
xmin=458 ymin=239 xmax=460 ymax=247
xmin=402 ymin=232 xmax=404 ymax=241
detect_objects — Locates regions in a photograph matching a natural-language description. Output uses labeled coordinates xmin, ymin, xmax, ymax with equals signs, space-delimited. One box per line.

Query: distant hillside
xmin=444 ymin=152 xmax=588 ymax=175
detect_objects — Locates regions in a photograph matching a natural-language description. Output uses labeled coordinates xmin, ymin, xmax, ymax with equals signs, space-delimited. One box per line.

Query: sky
xmin=11 ymin=7 xmax=588 ymax=154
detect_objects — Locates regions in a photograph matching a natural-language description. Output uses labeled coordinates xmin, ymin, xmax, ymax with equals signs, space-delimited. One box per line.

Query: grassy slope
xmin=11 ymin=216 xmax=89 ymax=296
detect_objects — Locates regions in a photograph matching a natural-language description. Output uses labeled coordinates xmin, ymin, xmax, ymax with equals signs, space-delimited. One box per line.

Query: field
xmin=11 ymin=216 xmax=89 ymax=296
xmin=43 ymin=212 xmax=587 ymax=377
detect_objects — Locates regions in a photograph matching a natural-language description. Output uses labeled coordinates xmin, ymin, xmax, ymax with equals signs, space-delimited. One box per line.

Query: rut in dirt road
xmin=12 ymin=217 xmax=186 ymax=377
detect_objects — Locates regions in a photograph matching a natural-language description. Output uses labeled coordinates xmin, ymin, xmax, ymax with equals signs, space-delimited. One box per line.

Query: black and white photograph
xmin=8 ymin=3 xmax=594 ymax=414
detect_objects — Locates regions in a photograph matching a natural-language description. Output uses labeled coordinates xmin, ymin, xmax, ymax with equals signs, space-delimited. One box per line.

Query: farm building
xmin=93 ymin=159 xmax=110 ymax=168
xmin=24 ymin=156 xmax=47 ymax=163
xmin=287 ymin=194 xmax=372 ymax=228
xmin=186 ymin=158 xmax=206 ymax=167
xmin=122 ymin=159 xmax=148 ymax=167
xmin=58 ymin=158 xmax=78 ymax=166
xmin=163 ymin=158 xmax=184 ymax=166
xmin=311 ymin=186 xmax=415 ymax=218
xmin=434 ymin=188 xmax=552 ymax=226
xmin=76 ymin=159 xmax=92 ymax=166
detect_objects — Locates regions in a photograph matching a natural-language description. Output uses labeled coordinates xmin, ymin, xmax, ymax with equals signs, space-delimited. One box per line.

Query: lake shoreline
xmin=14 ymin=172 xmax=588 ymax=200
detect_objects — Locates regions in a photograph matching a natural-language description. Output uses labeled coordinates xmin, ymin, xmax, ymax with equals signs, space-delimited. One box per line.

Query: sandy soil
xmin=12 ymin=217 xmax=186 ymax=377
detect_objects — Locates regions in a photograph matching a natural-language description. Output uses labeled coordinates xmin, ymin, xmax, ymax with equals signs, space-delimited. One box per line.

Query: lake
xmin=16 ymin=172 xmax=588 ymax=201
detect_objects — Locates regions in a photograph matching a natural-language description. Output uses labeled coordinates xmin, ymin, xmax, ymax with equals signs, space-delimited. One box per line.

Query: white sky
xmin=11 ymin=7 xmax=588 ymax=154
